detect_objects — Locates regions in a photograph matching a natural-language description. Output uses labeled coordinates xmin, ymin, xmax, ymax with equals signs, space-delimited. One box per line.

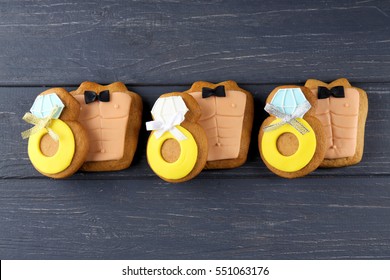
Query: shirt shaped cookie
xmin=305 ymin=78 xmax=368 ymax=167
xmin=71 ymin=81 xmax=142 ymax=171
xmin=185 ymin=81 xmax=254 ymax=169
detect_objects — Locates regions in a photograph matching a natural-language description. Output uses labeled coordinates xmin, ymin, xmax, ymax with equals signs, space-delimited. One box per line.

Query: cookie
xmin=22 ymin=88 xmax=89 ymax=178
xmin=258 ymin=86 xmax=327 ymax=178
xmin=146 ymin=92 xmax=208 ymax=183
xmin=70 ymin=81 xmax=142 ymax=171
xmin=304 ymin=78 xmax=368 ymax=167
xmin=184 ymin=81 xmax=254 ymax=169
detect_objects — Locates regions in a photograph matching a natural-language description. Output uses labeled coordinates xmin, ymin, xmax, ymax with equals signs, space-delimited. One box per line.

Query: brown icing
xmin=189 ymin=90 xmax=246 ymax=161
xmin=74 ymin=91 xmax=132 ymax=162
xmin=312 ymin=87 xmax=360 ymax=159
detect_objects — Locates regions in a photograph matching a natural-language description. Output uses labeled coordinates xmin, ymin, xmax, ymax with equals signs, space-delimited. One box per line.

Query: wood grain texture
xmin=0 ymin=177 xmax=390 ymax=259
xmin=1 ymin=0 xmax=390 ymax=260
xmin=0 ymin=0 xmax=389 ymax=85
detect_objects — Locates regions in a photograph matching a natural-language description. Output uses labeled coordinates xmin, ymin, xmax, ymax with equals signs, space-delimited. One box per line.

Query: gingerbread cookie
xmin=185 ymin=81 xmax=254 ymax=169
xmin=258 ymin=86 xmax=327 ymax=178
xmin=304 ymin=78 xmax=368 ymax=167
xmin=22 ymin=88 xmax=89 ymax=178
xmin=70 ymin=81 xmax=142 ymax=171
xmin=146 ymin=92 xmax=208 ymax=183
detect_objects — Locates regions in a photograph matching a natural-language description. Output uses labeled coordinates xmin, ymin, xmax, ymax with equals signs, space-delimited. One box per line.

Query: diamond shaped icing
xmin=151 ymin=96 xmax=189 ymax=123
xmin=270 ymin=88 xmax=307 ymax=116
xmin=30 ymin=93 xmax=65 ymax=119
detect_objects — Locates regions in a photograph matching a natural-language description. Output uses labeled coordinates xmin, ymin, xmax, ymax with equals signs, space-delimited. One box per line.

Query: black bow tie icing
xmin=317 ymin=86 xmax=345 ymax=99
xmin=202 ymin=85 xmax=226 ymax=98
xmin=84 ymin=90 xmax=110 ymax=104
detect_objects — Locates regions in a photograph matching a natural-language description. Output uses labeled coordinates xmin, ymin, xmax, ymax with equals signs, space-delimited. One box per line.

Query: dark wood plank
xmin=0 ymin=0 xmax=389 ymax=85
xmin=1 ymin=177 xmax=389 ymax=259
xmin=1 ymin=82 xmax=388 ymax=179
xmin=1 ymin=0 xmax=389 ymax=261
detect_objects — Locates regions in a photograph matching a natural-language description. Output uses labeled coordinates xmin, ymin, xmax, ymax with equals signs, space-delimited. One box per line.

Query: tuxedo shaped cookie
xmin=185 ymin=81 xmax=254 ymax=169
xmin=305 ymin=78 xmax=368 ymax=167
xmin=71 ymin=81 xmax=142 ymax=171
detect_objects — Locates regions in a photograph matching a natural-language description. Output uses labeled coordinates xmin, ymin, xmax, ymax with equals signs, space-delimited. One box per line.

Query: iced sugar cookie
xmin=22 ymin=88 xmax=89 ymax=178
xmin=71 ymin=81 xmax=142 ymax=171
xmin=185 ymin=81 xmax=254 ymax=169
xmin=305 ymin=78 xmax=368 ymax=167
xmin=258 ymin=86 xmax=327 ymax=178
xmin=146 ymin=92 xmax=208 ymax=183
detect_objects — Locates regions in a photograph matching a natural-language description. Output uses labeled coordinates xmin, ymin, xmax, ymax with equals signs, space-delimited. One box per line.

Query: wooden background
xmin=0 ymin=0 xmax=389 ymax=259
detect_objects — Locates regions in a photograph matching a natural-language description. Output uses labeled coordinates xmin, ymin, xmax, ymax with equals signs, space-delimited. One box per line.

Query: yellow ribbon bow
xmin=21 ymin=106 xmax=60 ymax=141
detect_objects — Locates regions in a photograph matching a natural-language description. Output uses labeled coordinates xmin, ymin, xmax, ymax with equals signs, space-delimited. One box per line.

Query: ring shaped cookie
xmin=147 ymin=126 xmax=198 ymax=180
xmin=262 ymin=118 xmax=316 ymax=172
xmin=28 ymin=119 xmax=75 ymax=174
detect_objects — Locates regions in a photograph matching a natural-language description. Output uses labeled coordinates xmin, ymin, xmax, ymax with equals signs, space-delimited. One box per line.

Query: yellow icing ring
xmin=261 ymin=118 xmax=316 ymax=172
xmin=28 ymin=119 xmax=75 ymax=174
xmin=147 ymin=126 xmax=198 ymax=180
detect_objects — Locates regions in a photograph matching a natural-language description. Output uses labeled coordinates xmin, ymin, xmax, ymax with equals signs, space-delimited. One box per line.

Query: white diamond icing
xmin=151 ymin=96 xmax=189 ymax=123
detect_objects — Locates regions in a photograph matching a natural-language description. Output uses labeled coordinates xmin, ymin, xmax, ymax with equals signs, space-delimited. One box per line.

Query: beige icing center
xmin=75 ymin=92 xmax=131 ymax=162
xmin=312 ymin=88 xmax=360 ymax=159
xmin=189 ymin=90 xmax=246 ymax=161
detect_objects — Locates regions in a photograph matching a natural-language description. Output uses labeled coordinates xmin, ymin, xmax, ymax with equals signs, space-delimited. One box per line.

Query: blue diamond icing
xmin=270 ymin=88 xmax=308 ymax=116
xmin=30 ymin=93 xmax=65 ymax=119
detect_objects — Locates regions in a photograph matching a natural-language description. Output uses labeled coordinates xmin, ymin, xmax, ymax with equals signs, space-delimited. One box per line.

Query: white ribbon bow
xmin=146 ymin=112 xmax=187 ymax=141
